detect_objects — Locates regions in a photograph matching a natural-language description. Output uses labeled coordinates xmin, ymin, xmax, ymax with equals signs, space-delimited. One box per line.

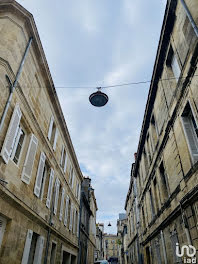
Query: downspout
xmin=0 ymin=37 xmax=33 ymax=133
xmin=180 ymin=0 xmax=198 ymax=37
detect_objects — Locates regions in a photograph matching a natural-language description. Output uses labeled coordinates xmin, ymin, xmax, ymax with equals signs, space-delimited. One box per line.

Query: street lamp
xmin=108 ymin=222 xmax=111 ymax=227
xmin=89 ymin=87 xmax=108 ymax=107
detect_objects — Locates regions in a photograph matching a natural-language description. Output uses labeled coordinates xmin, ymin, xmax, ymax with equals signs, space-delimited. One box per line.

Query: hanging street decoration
xmin=89 ymin=87 xmax=108 ymax=107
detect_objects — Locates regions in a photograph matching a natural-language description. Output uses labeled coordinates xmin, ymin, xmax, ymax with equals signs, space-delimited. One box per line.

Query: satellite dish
xmin=89 ymin=87 xmax=108 ymax=107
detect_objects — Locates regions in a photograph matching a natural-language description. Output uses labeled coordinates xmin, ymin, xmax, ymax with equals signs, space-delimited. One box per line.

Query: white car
xmin=94 ymin=260 xmax=108 ymax=264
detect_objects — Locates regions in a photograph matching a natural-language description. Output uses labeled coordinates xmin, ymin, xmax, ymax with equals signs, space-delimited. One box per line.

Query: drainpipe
xmin=180 ymin=0 xmax=198 ymax=37
xmin=0 ymin=37 xmax=33 ymax=133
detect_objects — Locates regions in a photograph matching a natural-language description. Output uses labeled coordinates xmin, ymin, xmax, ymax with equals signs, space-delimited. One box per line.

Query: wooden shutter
xmin=78 ymin=184 xmax=81 ymax=200
xmin=69 ymin=203 xmax=73 ymax=231
xmin=73 ymin=208 xmax=76 ymax=234
xmin=48 ymin=116 xmax=54 ymax=140
xmin=170 ymin=230 xmax=182 ymax=263
xmin=21 ymin=229 xmax=33 ymax=264
xmin=33 ymin=236 xmax=44 ymax=264
xmin=46 ymin=168 xmax=54 ymax=208
xmin=182 ymin=116 xmax=198 ymax=162
xmin=60 ymin=145 xmax=64 ymax=167
xmin=59 ymin=188 xmax=65 ymax=221
xmin=21 ymin=134 xmax=38 ymax=184
xmin=63 ymin=151 xmax=67 ymax=173
xmin=0 ymin=216 xmax=6 ymax=248
xmin=53 ymin=178 xmax=60 ymax=215
xmin=34 ymin=152 xmax=46 ymax=197
xmin=64 ymin=196 xmax=69 ymax=226
xmin=1 ymin=104 xmax=22 ymax=164
xmin=53 ymin=128 xmax=59 ymax=150
xmin=77 ymin=212 xmax=79 ymax=237
xmin=72 ymin=171 xmax=75 ymax=189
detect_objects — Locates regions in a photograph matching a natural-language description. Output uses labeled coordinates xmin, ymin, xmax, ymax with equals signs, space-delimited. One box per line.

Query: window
xmin=64 ymin=196 xmax=70 ymax=227
xmin=69 ymin=203 xmax=73 ymax=231
xmin=0 ymin=216 xmax=6 ymax=249
xmin=69 ymin=164 xmax=75 ymax=188
xmin=34 ymin=152 xmax=49 ymax=199
xmin=170 ymin=230 xmax=182 ymax=263
xmin=1 ymin=104 xmax=22 ymax=164
xmin=166 ymin=45 xmax=181 ymax=81
xmin=50 ymin=242 xmax=56 ymax=264
xmin=159 ymin=161 xmax=169 ymax=201
xmin=11 ymin=126 xmax=25 ymax=164
xmin=171 ymin=53 xmax=181 ymax=80
xmin=53 ymin=178 xmax=60 ymax=215
xmin=149 ymin=188 xmax=155 ymax=219
xmin=48 ymin=116 xmax=58 ymax=151
xmin=181 ymin=102 xmax=198 ymax=163
xmin=60 ymin=146 xmax=67 ymax=172
xmin=21 ymin=230 xmax=44 ymax=264
xmin=153 ymin=178 xmax=159 ymax=212
xmin=59 ymin=187 xmax=65 ymax=221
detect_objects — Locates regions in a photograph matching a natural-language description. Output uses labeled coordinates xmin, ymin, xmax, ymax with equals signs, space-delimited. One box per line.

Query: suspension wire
xmin=14 ymin=74 xmax=198 ymax=89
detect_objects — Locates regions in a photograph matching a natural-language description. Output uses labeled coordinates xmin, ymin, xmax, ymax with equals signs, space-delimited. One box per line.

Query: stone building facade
xmin=104 ymin=234 xmax=119 ymax=262
xmin=125 ymin=0 xmax=198 ymax=263
xmin=78 ymin=177 xmax=97 ymax=264
xmin=95 ymin=223 xmax=104 ymax=261
xmin=0 ymin=1 xmax=83 ymax=263
xmin=117 ymin=214 xmax=128 ymax=264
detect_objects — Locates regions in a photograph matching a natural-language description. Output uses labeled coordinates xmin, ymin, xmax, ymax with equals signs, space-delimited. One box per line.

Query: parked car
xmin=94 ymin=260 xmax=108 ymax=264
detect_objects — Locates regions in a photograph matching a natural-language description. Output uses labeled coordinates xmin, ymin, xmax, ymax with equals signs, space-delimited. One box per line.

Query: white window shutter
xmin=46 ymin=168 xmax=54 ymax=208
xmin=33 ymin=236 xmax=44 ymax=264
xmin=1 ymin=104 xmax=22 ymax=164
xmin=59 ymin=188 xmax=65 ymax=221
xmin=60 ymin=145 xmax=64 ymax=166
xmin=78 ymin=184 xmax=81 ymax=200
xmin=64 ymin=196 xmax=69 ymax=226
xmin=53 ymin=178 xmax=60 ymax=215
xmin=21 ymin=134 xmax=38 ymax=184
xmin=21 ymin=229 xmax=33 ymax=264
xmin=69 ymin=203 xmax=73 ymax=231
xmin=73 ymin=208 xmax=76 ymax=234
xmin=182 ymin=116 xmax=198 ymax=162
xmin=0 ymin=216 xmax=6 ymax=248
xmin=77 ymin=212 xmax=79 ymax=237
xmin=63 ymin=151 xmax=67 ymax=173
xmin=34 ymin=152 xmax=46 ymax=197
xmin=48 ymin=116 xmax=54 ymax=140
xmin=53 ymin=128 xmax=59 ymax=150
xmin=72 ymin=171 xmax=75 ymax=189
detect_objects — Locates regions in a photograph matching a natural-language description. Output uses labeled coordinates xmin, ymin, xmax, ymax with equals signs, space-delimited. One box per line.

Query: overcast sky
xmin=17 ymin=0 xmax=166 ymax=233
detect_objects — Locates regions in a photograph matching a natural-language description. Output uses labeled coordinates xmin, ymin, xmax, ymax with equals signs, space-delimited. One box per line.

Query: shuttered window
xmin=69 ymin=165 xmax=73 ymax=185
xmin=60 ymin=145 xmax=67 ymax=173
xmin=48 ymin=116 xmax=54 ymax=140
xmin=11 ymin=126 xmax=25 ymax=164
xmin=1 ymin=104 xmax=22 ymax=164
xmin=34 ymin=152 xmax=46 ymax=198
xmin=59 ymin=188 xmax=65 ymax=221
xmin=0 ymin=216 xmax=6 ymax=249
xmin=181 ymin=103 xmax=198 ymax=163
xmin=72 ymin=171 xmax=75 ymax=189
xmin=48 ymin=115 xmax=58 ymax=151
xmin=171 ymin=54 xmax=181 ymax=80
xmin=21 ymin=134 xmax=38 ymax=184
xmin=64 ymin=196 xmax=69 ymax=227
xmin=53 ymin=128 xmax=58 ymax=151
xmin=33 ymin=236 xmax=44 ymax=264
xmin=53 ymin=178 xmax=60 ymax=215
xmin=46 ymin=168 xmax=54 ymax=208
xmin=69 ymin=203 xmax=73 ymax=231
xmin=170 ymin=230 xmax=182 ymax=263
xmin=76 ymin=212 xmax=79 ymax=237
xmin=22 ymin=230 xmax=44 ymax=264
